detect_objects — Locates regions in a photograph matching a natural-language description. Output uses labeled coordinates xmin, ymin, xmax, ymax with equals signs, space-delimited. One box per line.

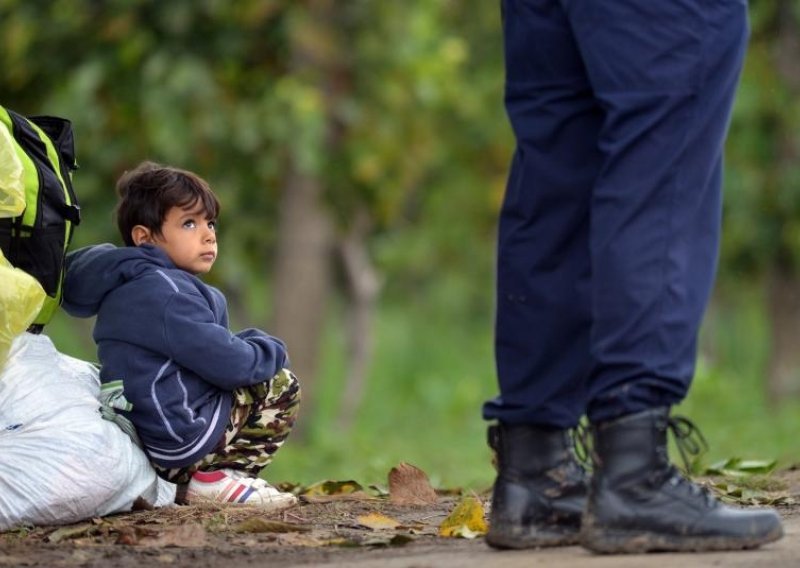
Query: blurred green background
xmin=5 ymin=0 xmax=800 ymax=490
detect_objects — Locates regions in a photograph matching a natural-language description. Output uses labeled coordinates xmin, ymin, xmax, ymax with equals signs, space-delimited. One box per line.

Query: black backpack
xmin=0 ymin=106 xmax=80 ymax=330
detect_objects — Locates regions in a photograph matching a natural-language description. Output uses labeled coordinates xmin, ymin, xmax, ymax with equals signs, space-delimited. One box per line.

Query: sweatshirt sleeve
xmin=161 ymin=291 xmax=288 ymax=389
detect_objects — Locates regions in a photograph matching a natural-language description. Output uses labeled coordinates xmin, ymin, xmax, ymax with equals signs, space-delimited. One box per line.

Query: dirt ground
xmin=2 ymin=469 xmax=799 ymax=568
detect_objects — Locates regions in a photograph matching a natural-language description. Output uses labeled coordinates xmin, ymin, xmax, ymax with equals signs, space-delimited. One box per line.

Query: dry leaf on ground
xmin=357 ymin=512 xmax=401 ymax=530
xmin=301 ymin=480 xmax=364 ymax=496
xmin=388 ymin=463 xmax=438 ymax=506
xmin=45 ymin=523 xmax=96 ymax=543
xmin=438 ymin=496 xmax=488 ymax=539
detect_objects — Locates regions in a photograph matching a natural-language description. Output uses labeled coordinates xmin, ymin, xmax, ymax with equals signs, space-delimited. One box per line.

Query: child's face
xmin=150 ymin=203 xmax=218 ymax=275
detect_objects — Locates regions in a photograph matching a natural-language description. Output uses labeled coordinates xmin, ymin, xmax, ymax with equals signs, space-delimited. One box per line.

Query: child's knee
xmin=272 ymin=368 xmax=300 ymax=396
xmin=265 ymin=368 xmax=301 ymax=408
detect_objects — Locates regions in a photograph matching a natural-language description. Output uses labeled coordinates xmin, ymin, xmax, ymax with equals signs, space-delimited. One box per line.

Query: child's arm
xmin=161 ymin=291 xmax=288 ymax=390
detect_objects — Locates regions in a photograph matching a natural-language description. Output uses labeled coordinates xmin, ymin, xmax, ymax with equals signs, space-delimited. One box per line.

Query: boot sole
xmin=580 ymin=525 xmax=784 ymax=554
xmin=486 ymin=525 xmax=580 ymax=549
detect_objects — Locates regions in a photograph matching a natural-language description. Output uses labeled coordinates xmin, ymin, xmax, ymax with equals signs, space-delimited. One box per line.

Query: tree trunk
xmin=766 ymin=267 xmax=800 ymax=404
xmin=271 ymin=172 xmax=333 ymax=436
xmin=270 ymin=1 xmax=344 ymax=437
xmin=336 ymin=209 xmax=381 ymax=432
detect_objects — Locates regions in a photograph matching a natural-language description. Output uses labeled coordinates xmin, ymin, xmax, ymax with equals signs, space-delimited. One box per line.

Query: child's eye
xmin=208 ymin=220 xmax=217 ymax=231
xmin=183 ymin=220 xmax=197 ymax=229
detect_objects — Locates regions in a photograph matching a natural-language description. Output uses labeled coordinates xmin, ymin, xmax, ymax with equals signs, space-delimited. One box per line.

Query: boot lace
xmin=578 ymin=413 xmax=716 ymax=507
xmin=668 ymin=415 xmax=708 ymax=475
xmin=572 ymin=420 xmax=593 ymax=471
xmin=574 ymin=415 xmax=709 ymax=475
xmin=665 ymin=415 xmax=715 ymax=507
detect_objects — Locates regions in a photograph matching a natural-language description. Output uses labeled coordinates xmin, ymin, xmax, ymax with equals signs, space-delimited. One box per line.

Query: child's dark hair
xmin=115 ymin=161 xmax=221 ymax=246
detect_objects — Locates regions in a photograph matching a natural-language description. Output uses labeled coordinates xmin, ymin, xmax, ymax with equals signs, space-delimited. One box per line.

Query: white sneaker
xmin=186 ymin=469 xmax=298 ymax=510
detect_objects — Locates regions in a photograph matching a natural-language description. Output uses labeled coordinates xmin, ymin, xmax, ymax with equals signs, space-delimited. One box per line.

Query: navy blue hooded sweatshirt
xmin=62 ymin=244 xmax=288 ymax=468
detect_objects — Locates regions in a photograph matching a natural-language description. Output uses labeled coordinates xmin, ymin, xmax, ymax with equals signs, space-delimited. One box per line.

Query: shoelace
xmin=571 ymin=414 xmax=716 ymax=507
xmin=665 ymin=415 xmax=717 ymax=507
xmin=668 ymin=415 xmax=709 ymax=475
xmin=572 ymin=420 xmax=593 ymax=470
xmin=572 ymin=414 xmax=709 ymax=472
xmin=575 ymin=413 xmax=716 ymax=507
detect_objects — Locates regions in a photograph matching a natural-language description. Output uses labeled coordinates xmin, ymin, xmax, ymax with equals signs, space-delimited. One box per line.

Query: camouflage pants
xmin=156 ymin=369 xmax=301 ymax=485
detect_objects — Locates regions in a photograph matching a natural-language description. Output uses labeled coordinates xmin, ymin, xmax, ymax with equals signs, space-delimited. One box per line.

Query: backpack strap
xmin=30 ymin=115 xmax=81 ymax=227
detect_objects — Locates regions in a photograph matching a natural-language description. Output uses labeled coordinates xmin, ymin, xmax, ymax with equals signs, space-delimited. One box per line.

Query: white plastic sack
xmin=0 ymin=249 xmax=44 ymax=367
xmin=0 ymin=333 xmax=175 ymax=530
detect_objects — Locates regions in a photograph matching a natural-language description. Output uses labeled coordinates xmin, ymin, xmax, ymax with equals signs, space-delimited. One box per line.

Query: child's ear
xmin=131 ymin=225 xmax=152 ymax=246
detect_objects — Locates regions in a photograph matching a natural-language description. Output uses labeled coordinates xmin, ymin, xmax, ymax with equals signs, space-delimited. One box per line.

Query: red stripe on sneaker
xmin=217 ymin=480 xmax=240 ymax=501
xmin=227 ymin=483 xmax=246 ymax=502
xmin=192 ymin=470 xmax=228 ymax=483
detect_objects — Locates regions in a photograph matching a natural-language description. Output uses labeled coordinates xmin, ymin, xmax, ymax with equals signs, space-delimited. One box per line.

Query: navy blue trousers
xmin=483 ymin=0 xmax=749 ymax=428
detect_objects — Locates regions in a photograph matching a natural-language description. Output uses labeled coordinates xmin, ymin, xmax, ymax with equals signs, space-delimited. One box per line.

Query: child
xmin=63 ymin=161 xmax=300 ymax=509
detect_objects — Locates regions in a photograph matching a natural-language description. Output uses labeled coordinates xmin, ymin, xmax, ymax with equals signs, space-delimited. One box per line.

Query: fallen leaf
xmin=388 ymin=463 xmax=438 ymax=505
xmin=357 ymin=512 xmax=401 ymax=530
xmin=301 ymin=479 xmax=364 ymax=496
xmin=46 ymin=523 xmax=96 ymax=543
xmin=438 ymin=496 xmax=488 ymax=539
xmin=233 ymin=518 xmax=311 ymax=533
xmin=445 ymin=525 xmax=483 ymax=539
xmin=705 ymin=458 xmax=778 ymax=476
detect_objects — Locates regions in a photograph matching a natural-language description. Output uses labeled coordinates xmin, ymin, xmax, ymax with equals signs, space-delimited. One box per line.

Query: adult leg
xmin=484 ymin=0 xmax=602 ymax=549
xmin=484 ymin=0 xmax=602 ymax=432
xmin=564 ymin=0 xmax=782 ymax=552
xmin=569 ymin=0 xmax=749 ymax=422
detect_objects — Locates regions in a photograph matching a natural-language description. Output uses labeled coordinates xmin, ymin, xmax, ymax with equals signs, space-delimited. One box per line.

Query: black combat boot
xmin=485 ymin=423 xmax=588 ymax=549
xmin=581 ymin=407 xmax=784 ymax=553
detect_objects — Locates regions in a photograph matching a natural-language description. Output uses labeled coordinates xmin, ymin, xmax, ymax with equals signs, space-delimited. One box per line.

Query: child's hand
xmin=271 ymin=339 xmax=289 ymax=369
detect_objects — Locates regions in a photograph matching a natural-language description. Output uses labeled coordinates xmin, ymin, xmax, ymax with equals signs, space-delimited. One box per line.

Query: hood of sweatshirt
xmin=63 ymin=244 xmax=174 ymax=318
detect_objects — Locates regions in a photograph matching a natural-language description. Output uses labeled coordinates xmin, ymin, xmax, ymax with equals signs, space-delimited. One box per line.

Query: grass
xmin=676 ymin=284 xmax=800 ymax=471
xmin=265 ymin=300 xmax=498 ymax=492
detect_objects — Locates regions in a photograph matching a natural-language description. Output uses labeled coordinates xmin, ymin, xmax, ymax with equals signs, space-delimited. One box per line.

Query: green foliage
xmin=0 ymin=0 xmax=509 ymax=311
xmin=678 ymin=284 xmax=800 ymax=472
xmin=2 ymin=0 xmax=508 ymax=489
xmin=266 ymin=299 xmax=497 ymax=490
xmin=262 ymin=280 xmax=800 ymax=490
xmin=5 ymin=0 xmax=799 ymax=490
xmin=722 ymin=0 xmax=800 ymax=276
xmin=703 ymin=458 xmax=778 ymax=477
